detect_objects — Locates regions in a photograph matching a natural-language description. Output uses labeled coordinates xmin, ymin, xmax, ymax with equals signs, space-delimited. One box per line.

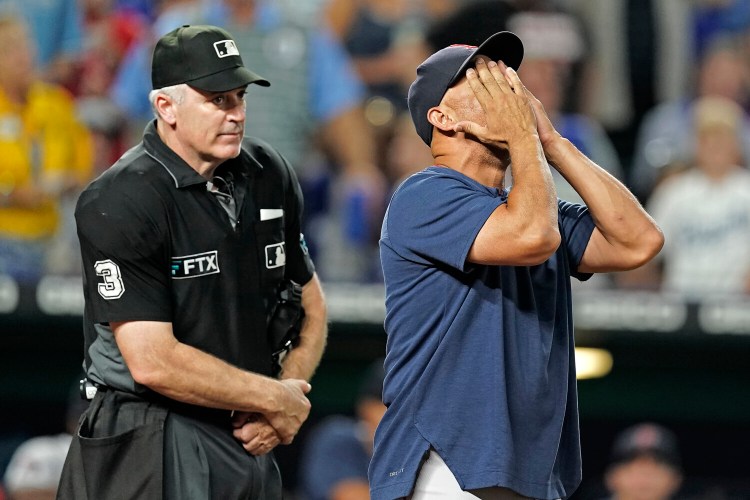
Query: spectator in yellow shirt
xmin=0 ymin=15 xmax=92 ymax=283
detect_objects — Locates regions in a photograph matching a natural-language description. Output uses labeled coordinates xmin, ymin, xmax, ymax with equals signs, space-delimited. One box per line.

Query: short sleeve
xmin=557 ymin=199 xmax=596 ymax=280
xmin=384 ymin=171 xmax=504 ymax=271
xmin=75 ymin=185 xmax=173 ymax=323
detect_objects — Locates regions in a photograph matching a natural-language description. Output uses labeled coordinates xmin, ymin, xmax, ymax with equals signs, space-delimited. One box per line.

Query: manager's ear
xmin=427 ymin=106 xmax=456 ymax=134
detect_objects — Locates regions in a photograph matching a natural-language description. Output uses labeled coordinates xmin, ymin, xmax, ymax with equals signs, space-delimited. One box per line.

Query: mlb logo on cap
xmin=214 ymin=40 xmax=239 ymax=58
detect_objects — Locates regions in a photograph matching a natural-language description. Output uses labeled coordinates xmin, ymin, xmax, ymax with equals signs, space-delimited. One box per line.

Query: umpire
xmin=57 ymin=25 xmax=328 ymax=499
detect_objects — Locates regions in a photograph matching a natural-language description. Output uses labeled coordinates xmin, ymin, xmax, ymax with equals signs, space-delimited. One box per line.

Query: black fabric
xmin=164 ymin=413 xmax=282 ymax=499
xmin=58 ymin=389 xmax=283 ymax=499
xmin=57 ymin=390 xmax=167 ymax=500
xmin=151 ymin=25 xmax=270 ymax=91
xmin=77 ymin=124 xmax=315 ymax=383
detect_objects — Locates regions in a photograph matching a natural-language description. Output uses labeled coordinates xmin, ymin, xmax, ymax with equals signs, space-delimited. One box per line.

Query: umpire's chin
xmin=214 ymin=130 xmax=245 ymax=160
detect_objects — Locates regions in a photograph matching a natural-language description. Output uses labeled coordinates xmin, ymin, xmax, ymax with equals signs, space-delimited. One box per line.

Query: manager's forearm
xmin=544 ymin=136 xmax=655 ymax=242
xmin=507 ymin=137 xmax=559 ymax=234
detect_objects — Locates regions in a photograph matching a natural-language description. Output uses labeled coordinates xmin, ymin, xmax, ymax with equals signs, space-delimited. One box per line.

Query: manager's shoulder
xmin=392 ymin=167 xmax=454 ymax=196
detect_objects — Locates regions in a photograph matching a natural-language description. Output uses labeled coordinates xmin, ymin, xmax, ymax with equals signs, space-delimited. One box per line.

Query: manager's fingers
xmin=486 ymin=60 xmax=513 ymax=94
xmin=473 ymin=58 xmax=509 ymax=98
xmin=504 ymin=67 xmax=526 ymax=97
xmin=465 ymin=66 xmax=491 ymax=104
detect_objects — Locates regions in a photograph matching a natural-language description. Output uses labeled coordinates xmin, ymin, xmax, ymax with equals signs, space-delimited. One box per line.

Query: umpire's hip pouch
xmin=57 ymin=389 xmax=168 ymax=500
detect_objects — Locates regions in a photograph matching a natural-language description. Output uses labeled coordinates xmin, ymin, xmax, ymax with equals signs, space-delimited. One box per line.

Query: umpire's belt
xmin=81 ymin=381 xmax=233 ymax=424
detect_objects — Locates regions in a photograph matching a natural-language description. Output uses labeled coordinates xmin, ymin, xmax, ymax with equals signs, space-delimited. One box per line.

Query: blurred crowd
xmin=1 ymin=0 xmax=750 ymax=293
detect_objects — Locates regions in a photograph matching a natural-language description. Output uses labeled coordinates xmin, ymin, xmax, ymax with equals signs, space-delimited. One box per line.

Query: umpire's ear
xmin=154 ymin=91 xmax=178 ymax=125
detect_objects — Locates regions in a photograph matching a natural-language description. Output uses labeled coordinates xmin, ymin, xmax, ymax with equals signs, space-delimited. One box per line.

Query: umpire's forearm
xmin=113 ymin=320 xmax=289 ymax=414
xmin=281 ymin=273 xmax=328 ymax=381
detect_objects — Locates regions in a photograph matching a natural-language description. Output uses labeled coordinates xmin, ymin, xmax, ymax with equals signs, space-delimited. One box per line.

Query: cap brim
xmin=187 ymin=66 xmax=270 ymax=92
xmin=449 ymin=31 xmax=524 ymax=86
xmin=612 ymin=450 xmax=681 ymax=469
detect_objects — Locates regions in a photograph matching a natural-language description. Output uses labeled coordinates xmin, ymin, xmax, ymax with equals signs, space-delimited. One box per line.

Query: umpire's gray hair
xmin=149 ymin=84 xmax=187 ymax=119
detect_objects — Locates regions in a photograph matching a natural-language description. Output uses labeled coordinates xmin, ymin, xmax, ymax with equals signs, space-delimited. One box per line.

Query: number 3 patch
xmin=94 ymin=259 xmax=125 ymax=299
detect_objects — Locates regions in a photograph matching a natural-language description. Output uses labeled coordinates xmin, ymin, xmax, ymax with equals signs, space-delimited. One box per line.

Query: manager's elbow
xmin=524 ymin=226 xmax=561 ymax=266
xmin=628 ymin=226 xmax=665 ymax=269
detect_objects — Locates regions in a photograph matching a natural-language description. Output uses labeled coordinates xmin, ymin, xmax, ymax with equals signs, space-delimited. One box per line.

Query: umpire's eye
xmin=213 ymin=90 xmax=247 ymax=108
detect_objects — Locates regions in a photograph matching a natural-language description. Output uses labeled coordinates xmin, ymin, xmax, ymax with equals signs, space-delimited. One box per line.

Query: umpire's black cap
xmin=151 ymin=25 xmax=270 ymax=92
xmin=407 ymin=31 xmax=524 ymax=146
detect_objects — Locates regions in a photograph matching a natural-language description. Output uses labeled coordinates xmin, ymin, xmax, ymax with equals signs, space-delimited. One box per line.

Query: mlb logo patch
xmin=266 ymin=243 xmax=286 ymax=269
xmin=214 ymin=40 xmax=239 ymax=58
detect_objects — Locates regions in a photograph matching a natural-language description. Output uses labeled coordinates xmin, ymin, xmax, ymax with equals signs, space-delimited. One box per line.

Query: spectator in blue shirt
xmin=0 ymin=0 xmax=84 ymax=86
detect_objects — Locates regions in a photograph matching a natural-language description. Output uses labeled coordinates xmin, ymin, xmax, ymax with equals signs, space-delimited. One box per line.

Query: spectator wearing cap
xmin=603 ymin=423 xmax=683 ymax=500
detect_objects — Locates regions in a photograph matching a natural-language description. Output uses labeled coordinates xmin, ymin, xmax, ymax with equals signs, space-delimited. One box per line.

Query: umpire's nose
xmin=227 ymin=94 xmax=246 ymax=124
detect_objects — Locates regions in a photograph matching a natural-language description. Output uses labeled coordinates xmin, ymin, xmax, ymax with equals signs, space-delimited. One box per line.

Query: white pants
xmin=409 ymin=450 xmax=533 ymax=500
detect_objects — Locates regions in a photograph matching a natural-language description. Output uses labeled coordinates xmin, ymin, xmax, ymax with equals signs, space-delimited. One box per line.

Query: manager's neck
xmin=432 ymin=139 xmax=508 ymax=190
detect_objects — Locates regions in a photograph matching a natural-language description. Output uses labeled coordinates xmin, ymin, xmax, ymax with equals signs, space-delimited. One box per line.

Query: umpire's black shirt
xmin=76 ymin=121 xmax=315 ymax=393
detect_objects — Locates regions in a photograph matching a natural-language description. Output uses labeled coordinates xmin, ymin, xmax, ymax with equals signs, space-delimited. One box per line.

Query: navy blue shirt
xmin=370 ymin=166 xmax=595 ymax=500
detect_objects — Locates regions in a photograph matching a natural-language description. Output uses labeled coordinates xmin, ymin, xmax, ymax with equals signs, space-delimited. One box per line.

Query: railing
xmin=2 ymin=275 xmax=750 ymax=338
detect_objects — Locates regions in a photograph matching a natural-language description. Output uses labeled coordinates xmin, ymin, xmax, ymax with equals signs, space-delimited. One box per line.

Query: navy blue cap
xmin=152 ymin=25 xmax=270 ymax=92
xmin=407 ymin=31 xmax=524 ymax=145
xmin=610 ymin=423 xmax=682 ymax=470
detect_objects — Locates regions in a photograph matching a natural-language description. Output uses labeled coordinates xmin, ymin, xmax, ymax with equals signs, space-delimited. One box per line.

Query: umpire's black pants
xmin=57 ymin=389 xmax=282 ymax=499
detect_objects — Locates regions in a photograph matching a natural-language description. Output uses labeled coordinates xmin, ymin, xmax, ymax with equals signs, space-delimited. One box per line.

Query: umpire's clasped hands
xmin=453 ymin=57 xmax=539 ymax=148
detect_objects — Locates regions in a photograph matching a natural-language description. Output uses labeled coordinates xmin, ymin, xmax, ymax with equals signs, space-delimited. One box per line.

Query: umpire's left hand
xmin=232 ymin=412 xmax=280 ymax=456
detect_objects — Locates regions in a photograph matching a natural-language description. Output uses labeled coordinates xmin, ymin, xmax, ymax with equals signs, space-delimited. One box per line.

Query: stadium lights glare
xmin=575 ymin=347 xmax=613 ymax=379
